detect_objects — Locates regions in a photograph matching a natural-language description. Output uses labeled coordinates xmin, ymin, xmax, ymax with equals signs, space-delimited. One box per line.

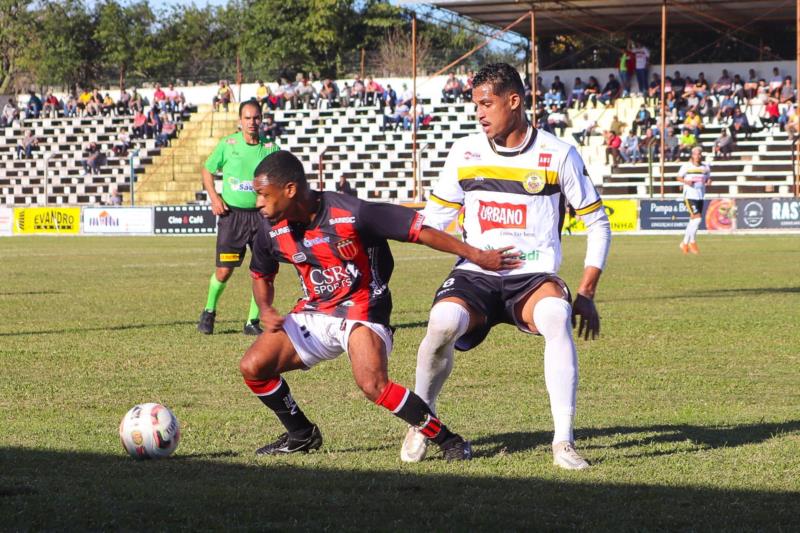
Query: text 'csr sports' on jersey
xmin=423 ymin=128 xmax=604 ymax=276
xmin=249 ymin=191 xmax=425 ymax=327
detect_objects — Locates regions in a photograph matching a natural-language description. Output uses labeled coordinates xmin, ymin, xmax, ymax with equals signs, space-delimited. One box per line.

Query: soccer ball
xmin=119 ymin=403 xmax=181 ymax=459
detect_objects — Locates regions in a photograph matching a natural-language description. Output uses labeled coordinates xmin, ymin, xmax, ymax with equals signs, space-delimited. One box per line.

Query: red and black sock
xmin=375 ymin=381 xmax=454 ymax=445
xmin=245 ymin=377 xmax=314 ymax=437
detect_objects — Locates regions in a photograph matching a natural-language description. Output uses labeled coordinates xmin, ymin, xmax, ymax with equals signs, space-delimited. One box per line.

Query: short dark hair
xmin=239 ymin=98 xmax=261 ymax=117
xmin=254 ymin=150 xmax=307 ymax=189
xmin=472 ymin=63 xmax=525 ymax=98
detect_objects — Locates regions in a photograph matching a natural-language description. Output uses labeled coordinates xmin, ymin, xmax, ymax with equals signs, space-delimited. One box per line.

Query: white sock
xmin=414 ymin=301 xmax=470 ymax=414
xmin=686 ymin=217 xmax=702 ymax=243
xmin=533 ymin=297 xmax=578 ymax=444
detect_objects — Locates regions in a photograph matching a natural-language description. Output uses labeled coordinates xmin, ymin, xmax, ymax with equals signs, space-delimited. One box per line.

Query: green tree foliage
xmin=93 ymin=0 xmax=157 ymax=87
xmin=0 ymin=0 xmax=33 ymax=93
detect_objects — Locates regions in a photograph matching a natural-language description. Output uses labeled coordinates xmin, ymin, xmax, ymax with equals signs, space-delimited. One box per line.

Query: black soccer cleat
xmin=197 ymin=309 xmax=216 ymax=335
xmin=256 ymin=425 xmax=323 ymax=456
xmin=439 ymin=434 xmax=473 ymax=462
xmin=243 ymin=319 xmax=263 ymax=336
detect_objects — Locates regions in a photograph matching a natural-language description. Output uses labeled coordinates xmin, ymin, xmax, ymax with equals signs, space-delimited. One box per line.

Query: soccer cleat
xmin=688 ymin=242 xmax=700 ymax=255
xmin=243 ymin=319 xmax=263 ymax=336
xmin=256 ymin=425 xmax=323 ymax=456
xmin=197 ymin=309 xmax=216 ymax=335
xmin=439 ymin=434 xmax=473 ymax=462
xmin=552 ymin=441 xmax=590 ymax=470
xmin=400 ymin=426 xmax=429 ymax=463
xmin=680 ymin=242 xmax=689 ymax=255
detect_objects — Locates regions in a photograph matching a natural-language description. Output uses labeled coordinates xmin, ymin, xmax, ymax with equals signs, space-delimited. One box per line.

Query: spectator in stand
xmin=584 ymin=76 xmax=600 ymax=108
xmin=25 ymin=90 xmax=43 ymax=119
xmin=661 ymin=127 xmax=678 ymax=161
xmin=671 ymin=71 xmax=686 ymax=99
xmin=398 ymin=83 xmax=413 ymax=108
xmin=535 ymin=75 xmax=546 ymax=99
xmin=732 ymin=107 xmax=754 ymax=138
xmin=77 ymin=87 xmax=92 ymax=116
xmin=318 ymin=79 xmax=338 ymax=109
xmin=297 ymin=78 xmax=317 ymax=109
xmin=42 ymin=91 xmax=60 ymax=119
xmin=609 ymin=115 xmax=625 ymax=136
xmin=712 ymin=69 xmax=733 ymax=101
xmin=713 ymin=127 xmax=735 ymax=159
xmin=165 ymin=83 xmax=180 ymax=114
xmin=352 ymin=75 xmax=366 ymax=107
xmin=365 ymin=77 xmax=384 ymax=108
xmin=769 ymin=67 xmax=783 ymax=98
xmin=543 ymin=86 xmax=564 ymax=108
xmin=604 ymin=130 xmax=622 ymax=165
xmin=640 ymin=127 xmax=659 ymax=161
xmin=382 ymin=103 xmax=406 ymax=131
xmin=146 ymin=107 xmax=162 ymax=138
xmin=647 ymin=73 xmax=662 ymax=106
xmin=256 ymin=80 xmax=271 ymax=111
xmin=282 ymin=77 xmax=298 ymax=110
xmin=132 ymin=109 xmax=147 ymax=138
xmin=153 ymin=83 xmax=167 ymax=113
xmin=785 ymin=105 xmax=800 ymax=138
xmin=112 ymin=131 xmax=132 ymax=156
xmin=743 ymin=68 xmax=759 ymax=100
xmin=618 ymin=47 xmax=634 ymax=97
xmin=103 ymin=187 xmax=123 ymax=206
xmin=571 ymin=114 xmax=596 ymax=146
xmin=630 ymin=41 xmax=650 ymax=94
xmin=213 ymin=80 xmax=234 ymax=112
xmin=762 ymin=99 xmax=781 ymax=131
xmin=697 ymin=96 xmax=715 ymax=122
xmin=546 ymin=104 xmax=568 ymax=136
xmin=335 ymin=174 xmax=356 ymax=196
xmin=383 ymin=84 xmax=397 ymax=113
xmin=716 ymin=94 xmax=737 ymax=123
xmin=551 ymin=75 xmax=567 ymax=101
xmin=463 ymin=70 xmax=474 ymax=101
xmin=339 ymin=82 xmax=352 ymax=108
xmin=64 ymin=93 xmax=78 ymax=118
xmin=598 ymin=73 xmax=621 ymax=107
xmin=693 ymin=73 xmax=709 ymax=99
xmin=755 ymin=79 xmax=769 ymax=105
xmin=101 ymin=93 xmax=115 ymax=116
xmin=82 ymin=141 xmax=104 ymax=175
xmin=683 ymin=110 xmax=703 ymax=137
xmin=86 ymin=89 xmax=103 ymax=116
xmin=566 ymin=76 xmax=586 ymax=109
xmin=260 ymin=114 xmax=284 ymax=141
xmin=678 ymin=127 xmax=698 ymax=159
xmin=117 ymin=89 xmax=131 ymax=115
xmin=16 ymin=129 xmax=38 ymax=159
xmin=130 ymin=88 xmax=144 ymax=113
xmin=619 ymin=129 xmax=641 ymax=163
xmin=779 ymin=76 xmax=795 ymax=105
xmin=442 ymin=73 xmax=463 ymax=103
xmin=731 ymin=74 xmax=746 ymax=105
xmin=632 ymin=104 xmax=652 ymax=135
xmin=156 ymin=116 xmax=177 ymax=147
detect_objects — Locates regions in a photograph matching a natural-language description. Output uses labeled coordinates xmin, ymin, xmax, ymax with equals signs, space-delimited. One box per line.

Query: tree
xmin=0 ymin=0 xmax=33 ymax=93
xmin=93 ymin=0 xmax=156 ymax=88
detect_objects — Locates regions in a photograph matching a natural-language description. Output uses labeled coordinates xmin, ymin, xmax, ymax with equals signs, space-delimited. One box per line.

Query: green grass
xmin=1 ymin=234 xmax=799 ymax=530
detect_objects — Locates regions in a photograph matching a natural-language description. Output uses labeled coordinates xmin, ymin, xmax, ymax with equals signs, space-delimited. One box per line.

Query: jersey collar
xmin=487 ymin=124 xmax=537 ymax=157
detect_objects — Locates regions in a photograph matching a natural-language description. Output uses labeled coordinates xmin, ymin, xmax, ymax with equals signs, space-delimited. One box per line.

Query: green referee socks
xmin=204 ymin=274 xmax=227 ymax=312
xmin=248 ymin=295 xmax=260 ymax=322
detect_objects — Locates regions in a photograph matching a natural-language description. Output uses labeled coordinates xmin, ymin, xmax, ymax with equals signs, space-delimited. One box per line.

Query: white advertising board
xmin=0 ymin=207 xmax=13 ymax=235
xmin=82 ymin=207 xmax=153 ymax=234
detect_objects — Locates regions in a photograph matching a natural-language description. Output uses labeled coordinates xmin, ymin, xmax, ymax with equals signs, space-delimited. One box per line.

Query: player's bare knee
xmin=426 ymin=301 xmax=470 ymax=345
xmin=239 ymin=351 xmax=271 ymax=380
xmin=532 ymin=297 xmax=572 ymax=338
xmin=356 ymin=373 xmax=388 ymax=402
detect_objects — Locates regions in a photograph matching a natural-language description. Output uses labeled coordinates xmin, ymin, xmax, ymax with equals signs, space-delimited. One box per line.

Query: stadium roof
xmin=416 ymin=0 xmax=797 ymax=37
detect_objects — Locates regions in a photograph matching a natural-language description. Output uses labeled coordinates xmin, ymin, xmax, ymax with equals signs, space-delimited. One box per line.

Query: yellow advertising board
xmin=563 ymin=199 xmax=638 ymax=233
xmin=13 ymin=207 xmax=81 ymax=234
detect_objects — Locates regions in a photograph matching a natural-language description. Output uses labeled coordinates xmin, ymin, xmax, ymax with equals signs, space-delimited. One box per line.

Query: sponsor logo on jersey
xmin=336 ymin=238 xmax=358 ymax=260
xmin=226 ymin=138 xmax=237 ymax=145
xmin=303 ymin=236 xmax=331 ymax=247
xmin=522 ymin=172 xmax=546 ymax=194
xmin=463 ymin=151 xmax=482 ymax=161
xmin=228 ymin=177 xmax=255 ymax=192
xmin=292 ymin=252 xmax=307 ymax=263
xmin=219 ymin=252 xmax=241 ymax=262
xmin=307 ymin=265 xmax=354 ymax=295
xmin=329 ymin=216 xmax=356 ymax=225
xmin=269 ymin=226 xmax=291 ymax=238
xmin=477 ymin=200 xmax=527 ymax=232
xmin=538 ymin=153 xmax=552 ymax=168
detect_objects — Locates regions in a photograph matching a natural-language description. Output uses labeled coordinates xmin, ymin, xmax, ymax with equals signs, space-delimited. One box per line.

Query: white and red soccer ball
xmin=119 ymin=403 xmax=181 ymax=459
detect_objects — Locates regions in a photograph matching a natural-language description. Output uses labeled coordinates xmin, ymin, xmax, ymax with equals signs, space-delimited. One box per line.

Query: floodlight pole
xmin=412 ymin=14 xmax=418 ymax=202
xmin=659 ymin=0 xmax=667 ymax=199
xmin=530 ymin=9 xmax=537 ymax=113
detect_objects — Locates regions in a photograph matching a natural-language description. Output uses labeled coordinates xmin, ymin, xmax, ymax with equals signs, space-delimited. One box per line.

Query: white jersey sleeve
xmin=422 ymin=147 xmax=464 ymax=230
xmin=559 ymin=147 xmax=610 ymax=270
xmin=676 ymin=162 xmax=689 ymax=180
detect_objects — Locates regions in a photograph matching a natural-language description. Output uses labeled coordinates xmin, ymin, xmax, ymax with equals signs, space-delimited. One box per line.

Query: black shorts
xmin=684 ymin=199 xmax=704 ymax=218
xmin=432 ymin=269 xmax=570 ymax=351
xmin=215 ymin=207 xmax=262 ymax=267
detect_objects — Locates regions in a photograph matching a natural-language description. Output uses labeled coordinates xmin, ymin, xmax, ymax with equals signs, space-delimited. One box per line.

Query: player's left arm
xmin=358 ymin=201 xmax=521 ymax=272
xmin=560 ymin=147 xmax=611 ymax=340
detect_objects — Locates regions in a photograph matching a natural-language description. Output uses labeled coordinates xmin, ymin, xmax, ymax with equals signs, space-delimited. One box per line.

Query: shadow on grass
xmin=606 ymin=286 xmax=800 ymax=303
xmin=0 ymin=320 xmax=224 ymax=337
xmin=0 ymin=290 xmax=63 ymax=296
xmin=1 ymin=446 xmax=797 ymax=530
xmin=474 ymin=420 xmax=800 ymax=458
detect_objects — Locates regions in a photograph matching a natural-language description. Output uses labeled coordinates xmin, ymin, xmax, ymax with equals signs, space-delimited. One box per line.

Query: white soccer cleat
xmin=552 ymin=441 xmax=590 ymax=470
xmin=400 ymin=426 xmax=429 ymax=463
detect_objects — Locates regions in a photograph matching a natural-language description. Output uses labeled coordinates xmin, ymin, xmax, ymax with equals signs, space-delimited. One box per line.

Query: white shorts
xmin=283 ymin=312 xmax=394 ymax=369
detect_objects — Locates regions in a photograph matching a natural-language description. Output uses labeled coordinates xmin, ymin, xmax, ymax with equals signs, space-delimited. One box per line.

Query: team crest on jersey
xmin=336 ymin=238 xmax=358 ymax=260
xmin=226 ymin=138 xmax=237 ymax=145
xmin=522 ymin=172 xmax=546 ymax=194
xmin=538 ymin=153 xmax=552 ymax=168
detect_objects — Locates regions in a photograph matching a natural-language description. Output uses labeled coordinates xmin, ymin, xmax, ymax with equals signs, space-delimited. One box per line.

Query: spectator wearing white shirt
xmin=630 ymin=41 xmax=650 ymax=95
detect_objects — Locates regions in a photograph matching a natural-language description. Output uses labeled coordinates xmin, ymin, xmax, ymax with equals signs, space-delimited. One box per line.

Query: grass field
xmin=1 ymin=233 xmax=799 ymax=530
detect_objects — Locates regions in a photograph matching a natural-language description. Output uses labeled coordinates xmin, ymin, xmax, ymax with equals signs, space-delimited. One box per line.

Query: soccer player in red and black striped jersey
xmin=239 ymin=150 xmax=520 ymax=460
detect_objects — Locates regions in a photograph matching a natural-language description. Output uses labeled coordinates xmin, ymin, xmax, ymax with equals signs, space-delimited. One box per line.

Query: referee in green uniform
xmin=198 ymin=99 xmax=279 ymax=335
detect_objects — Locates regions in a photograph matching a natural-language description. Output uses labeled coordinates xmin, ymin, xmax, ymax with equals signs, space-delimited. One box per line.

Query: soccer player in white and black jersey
xmin=400 ymin=63 xmax=612 ymax=469
xmin=677 ymin=147 xmax=711 ymax=254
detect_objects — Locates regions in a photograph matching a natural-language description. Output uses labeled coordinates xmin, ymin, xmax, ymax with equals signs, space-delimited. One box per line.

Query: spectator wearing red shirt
xmin=153 ymin=83 xmax=167 ymax=113
xmin=604 ymin=130 xmax=622 ymax=166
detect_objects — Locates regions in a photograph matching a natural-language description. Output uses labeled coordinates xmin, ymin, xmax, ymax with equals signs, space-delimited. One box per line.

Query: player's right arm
xmin=203 ymin=139 xmax=229 ymax=216
xmin=249 ymin=224 xmax=282 ymax=332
